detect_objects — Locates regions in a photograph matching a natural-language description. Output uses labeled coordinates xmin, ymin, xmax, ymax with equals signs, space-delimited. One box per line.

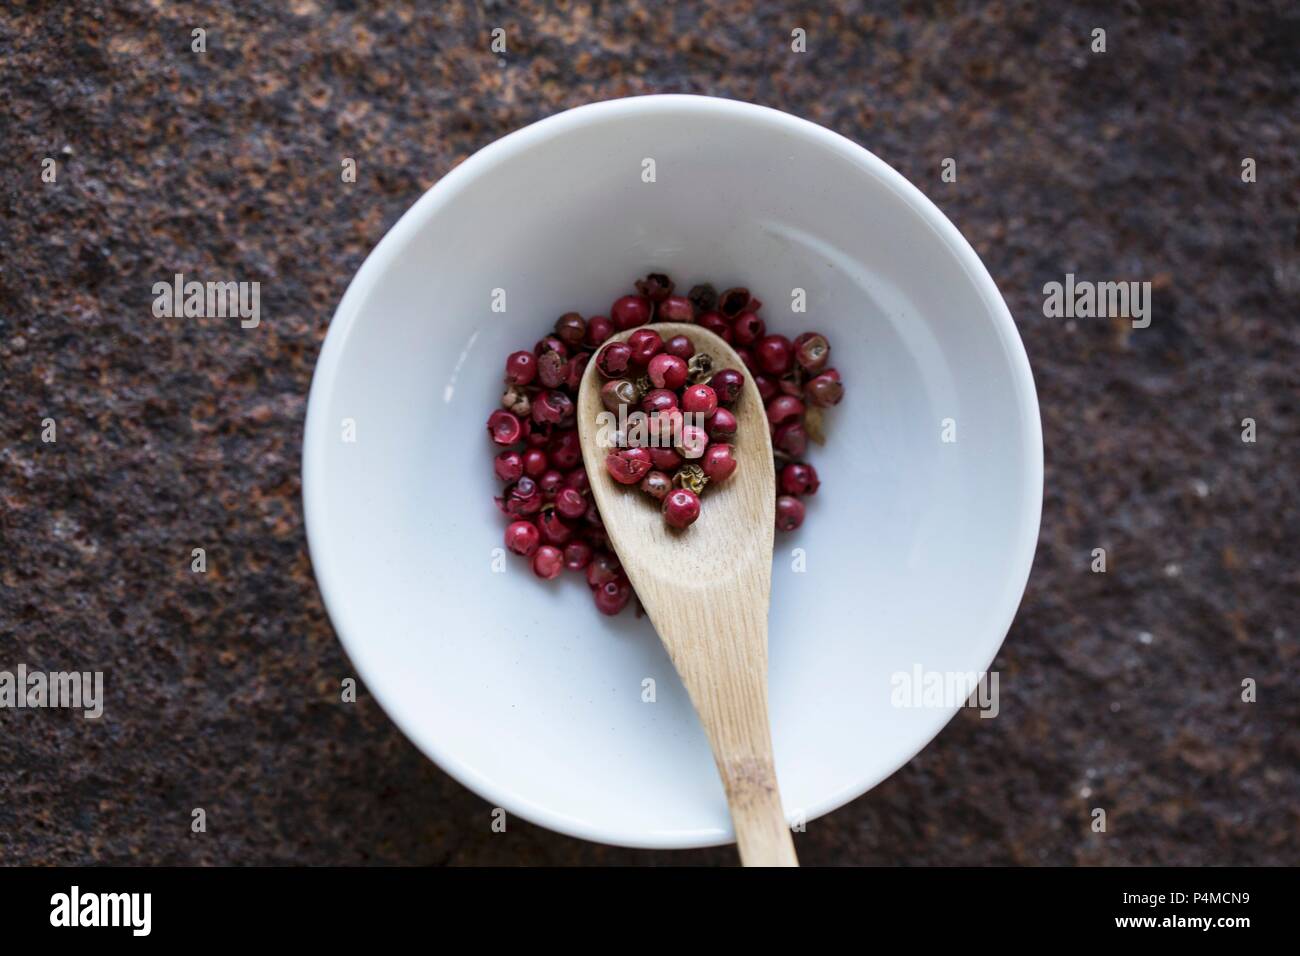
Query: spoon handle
xmin=657 ymin=597 xmax=798 ymax=867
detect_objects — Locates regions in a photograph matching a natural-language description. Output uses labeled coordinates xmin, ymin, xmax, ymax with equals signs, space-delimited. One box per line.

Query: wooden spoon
xmin=577 ymin=321 xmax=797 ymax=866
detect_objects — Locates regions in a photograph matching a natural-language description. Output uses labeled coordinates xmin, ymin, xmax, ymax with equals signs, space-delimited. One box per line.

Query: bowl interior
xmin=304 ymin=96 xmax=1041 ymax=848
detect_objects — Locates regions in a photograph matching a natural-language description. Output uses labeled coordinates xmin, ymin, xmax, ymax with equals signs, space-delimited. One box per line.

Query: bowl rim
xmin=302 ymin=93 xmax=1044 ymax=850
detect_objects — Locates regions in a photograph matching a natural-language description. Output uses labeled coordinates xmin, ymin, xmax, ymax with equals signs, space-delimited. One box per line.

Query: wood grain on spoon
xmin=577 ymin=321 xmax=797 ymax=867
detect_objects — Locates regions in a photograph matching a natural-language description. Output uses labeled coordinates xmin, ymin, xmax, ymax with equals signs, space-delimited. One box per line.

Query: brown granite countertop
xmin=0 ymin=1 xmax=1296 ymax=865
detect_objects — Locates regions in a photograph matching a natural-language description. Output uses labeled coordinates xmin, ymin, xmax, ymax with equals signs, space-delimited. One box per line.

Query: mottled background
xmin=1 ymin=0 xmax=1296 ymax=866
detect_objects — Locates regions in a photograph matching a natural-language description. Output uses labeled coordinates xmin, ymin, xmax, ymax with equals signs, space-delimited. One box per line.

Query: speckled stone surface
xmin=1 ymin=1 xmax=1296 ymax=865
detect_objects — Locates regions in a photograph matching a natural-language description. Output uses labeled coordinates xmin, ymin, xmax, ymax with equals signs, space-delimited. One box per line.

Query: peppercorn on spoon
xmin=577 ymin=321 xmax=798 ymax=867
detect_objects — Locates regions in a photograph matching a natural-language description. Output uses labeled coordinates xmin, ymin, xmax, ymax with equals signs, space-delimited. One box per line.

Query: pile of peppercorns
xmin=488 ymin=273 xmax=843 ymax=615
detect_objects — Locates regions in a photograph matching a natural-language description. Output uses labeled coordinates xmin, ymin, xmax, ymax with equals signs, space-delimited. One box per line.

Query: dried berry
xmin=635 ymin=273 xmax=674 ymax=302
xmin=793 ymin=332 xmax=830 ymax=374
xmin=611 ymin=294 xmax=653 ymax=330
xmin=718 ymin=287 xmax=751 ymax=318
xmin=674 ymin=463 xmax=708 ymax=495
xmin=686 ymin=352 xmax=714 ymax=383
xmin=640 ymin=470 xmax=673 ymax=500
xmin=601 ymin=378 xmax=637 ymax=413
xmin=554 ymin=312 xmax=586 ymax=348
xmin=687 ymin=283 xmax=718 ymax=313
xmin=656 ymin=295 xmax=696 ymax=323
xmin=806 ymin=368 xmax=844 ymax=407
xmin=662 ymin=489 xmax=701 ymax=529
xmin=697 ymin=311 xmax=731 ymax=342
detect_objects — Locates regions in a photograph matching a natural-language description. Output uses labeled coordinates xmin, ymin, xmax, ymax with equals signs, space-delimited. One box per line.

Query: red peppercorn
xmin=709 ymin=368 xmax=745 ymax=405
xmin=555 ymin=487 xmax=588 ymax=520
xmin=487 ymin=410 xmax=524 ymax=445
xmin=596 ymin=342 xmax=633 ymax=378
xmin=554 ymin=312 xmax=586 ymax=347
xmin=566 ymin=468 xmax=592 ymax=494
xmin=494 ymin=450 xmax=524 ymax=482
xmin=662 ymin=488 xmax=701 ymax=529
xmin=775 ymin=495 xmax=806 ymax=532
xmin=585 ymin=315 xmax=614 ymax=347
xmin=635 ymin=273 xmax=674 ymax=302
xmin=681 ymin=383 xmax=718 ymax=417
xmin=601 ymin=378 xmax=637 ymax=413
xmin=806 ymin=368 xmax=844 ymax=407
xmin=705 ymin=407 xmax=737 ymax=441
xmin=593 ymin=577 xmax=632 ymax=615
xmin=793 ymin=332 xmax=830 ymax=374
xmin=626 ymin=328 xmax=664 ymax=366
xmin=641 ymin=388 xmax=678 ymax=415
xmin=547 ymin=429 xmax=582 ymax=470
xmin=563 ymin=541 xmax=594 ymax=571
xmin=780 ymin=462 xmax=820 ymax=496
xmin=701 ymin=443 xmax=738 ymax=483
xmin=605 ymin=447 xmax=653 ymax=484
xmin=753 ymin=374 xmax=779 ymax=402
xmin=564 ymin=352 xmax=591 ymax=390
xmin=532 ymin=544 xmax=564 ymax=579
xmin=536 ymin=349 xmax=566 ymax=388
xmin=611 ymin=294 xmax=653 ymax=330
xmin=537 ymin=469 xmax=565 ymax=498
xmin=778 ymin=376 xmax=804 ymax=398
xmin=687 ymin=283 xmax=718 ymax=312
xmin=505 ymin=350 xmax=537 ymax=386
xmin=538 ymin=510 xmax=574 ymax=546
xmin=697 ymin=311 xmax=731 ymax=342
xmin=523 ymin=448 xmax=549 ymax=477
xmin=656 ymin=295 xmax=696 ymax=323
xmin=563 ymin=468 xmax=590 ymax=494
xmin=534 ymin=335 xmax=569 ymax=359
xmin=731 ymin=312 xmax=765 ymax=346
xmin=649 ymin=447 xmax=683 ymax=471
xmin=766 ymin=394 xmax=805 ymax=426
xmin=718 ymin=287 xmax=751 ymax=318
xmin=501 ymin=477 xmax=543 ymax=517
xmin=773 ymin=420 xmax=808 ymax=457
xmin=755 ymin=334 xmax=794 ymax=375
xmin=531 ymin=390 xmax=573 ymax=425
xmin=586 ymin=551 xmax=622 ymax=588
xmin=504 ymin=520 xmax=540 ymax=556
xmin=638 ymin=470 xmax=670 ymax=500
xmin=664 ymin=334 xmax=695 ymax=359
xmin=647 ymin=353 xmax=688 ymax=390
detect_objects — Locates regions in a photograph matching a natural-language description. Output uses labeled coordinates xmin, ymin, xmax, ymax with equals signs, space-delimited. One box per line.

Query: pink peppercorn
xmin=662 ymin=489 xmax=701 ymax=529
xmin=611 ymin=294 xmax=653 ymax=330
xmin=647 ymin=353 xmax=689 ymax=390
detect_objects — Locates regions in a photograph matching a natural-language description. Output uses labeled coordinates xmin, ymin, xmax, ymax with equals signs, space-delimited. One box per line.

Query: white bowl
xmin=303 ymin=95 xmax=1042 ymax=850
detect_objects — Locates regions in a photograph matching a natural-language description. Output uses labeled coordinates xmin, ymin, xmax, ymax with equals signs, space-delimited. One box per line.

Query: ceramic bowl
xmin=303 ymin=95 xmax=1042 ymax=849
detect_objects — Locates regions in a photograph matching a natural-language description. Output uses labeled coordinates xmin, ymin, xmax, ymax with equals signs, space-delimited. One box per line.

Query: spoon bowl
xmin=578 ymin=324 xmax=775 ymax=588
